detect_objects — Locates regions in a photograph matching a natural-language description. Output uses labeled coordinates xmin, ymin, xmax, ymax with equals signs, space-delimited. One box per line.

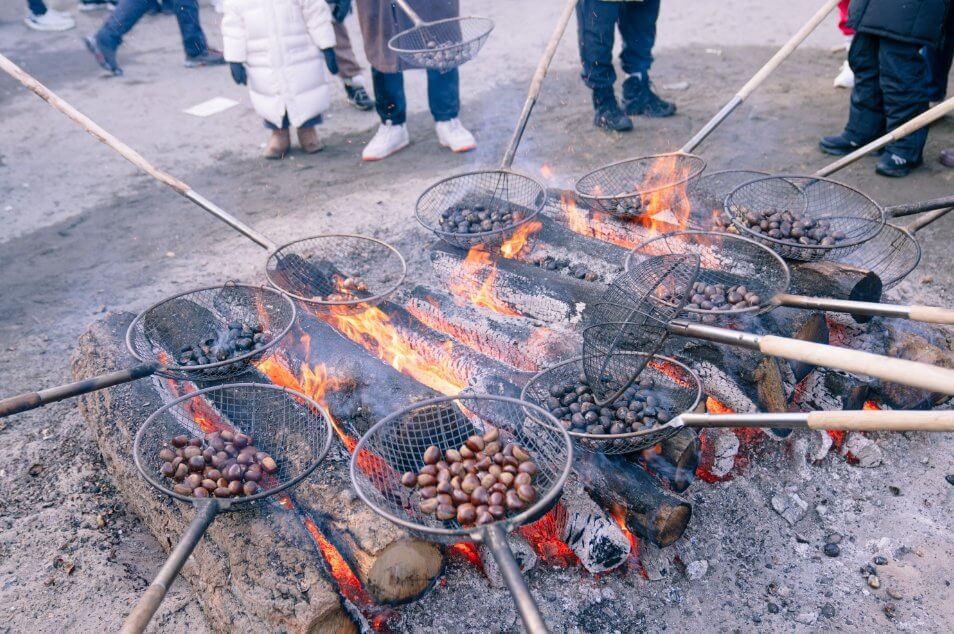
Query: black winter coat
xmin=848 ymin=0 xmax=950 ymax=46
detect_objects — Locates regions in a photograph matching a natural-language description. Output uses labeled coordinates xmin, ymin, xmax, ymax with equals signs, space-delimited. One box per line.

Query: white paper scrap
xmin=184 ymin=97 xmax=239 ymax=118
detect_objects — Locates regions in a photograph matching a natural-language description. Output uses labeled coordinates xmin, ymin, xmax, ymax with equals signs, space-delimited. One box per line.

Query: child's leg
xmin=877 ymin=38 xmax=930 ymax=161
xmin=426 ymin=69 xmax=459 ymax=122
xmin=296 ymin=114 xmax=324 ymax=154
xmin=371 ymin=68 xmax=406 ymax=124
xmin=263 ymin=113 xmax=291 ymax=159
xmin=844 ymin=32 xmax=886 ymax=144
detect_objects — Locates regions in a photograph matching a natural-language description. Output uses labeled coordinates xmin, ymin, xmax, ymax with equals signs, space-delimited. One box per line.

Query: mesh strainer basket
xmin=575 ymin=153 xmax=706 ymax=217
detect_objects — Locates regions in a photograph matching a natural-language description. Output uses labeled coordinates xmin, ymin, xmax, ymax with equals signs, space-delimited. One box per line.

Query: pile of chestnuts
xmin=324 ymin=275 xmax=368 ymax=302
xmin=158 ymin=430 xmax=278 ymax=499
xmin=439 ymin=203 xmax=524 ymax=235
xmin=735 ymin=208 xmax=846 ymax=246
xmin=681 ymin=280 xmax=762 ymax=311
xmin=177 ymin=321 xmax=266 ymax=368
xmin=544 ymin=373 xmax=672 ymax=436
xmin=401 ymin=427 xmax=539 ymax=526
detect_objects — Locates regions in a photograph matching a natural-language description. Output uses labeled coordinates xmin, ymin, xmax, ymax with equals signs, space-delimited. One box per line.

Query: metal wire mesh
xmin=724 ymin=175 xmax=885 ymax=261
xmin=415 ymin=169 xmax=547 ymax=249
xmin=687 ymin=169 xmax=769 ymax=231
xmin=583 ymin=254 xmax=700 ymax=406
xmin=126 ymin=284 xmax=295 ymax=381
xmin=349 ymin=395 xmax=571 ymax=544
xmin=831 ymin=220 xmax=921 ymax=290
xmin=625 ymin=231 xmax=791 ymax=317
xmin=521 ymin=353 xmax=701 ymax=454
xmin=133 ymin=383 xmax=333 ymax=506
xmin=574 ymin=153 xmax=706 ymax=216
xmin=265 ymin=234 xmax=407 ymax=314
xmin=388 ymin=16 xmax=494 ymax=72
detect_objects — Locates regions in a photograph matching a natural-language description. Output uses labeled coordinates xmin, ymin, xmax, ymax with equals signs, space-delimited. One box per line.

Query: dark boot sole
xmin=624 ymin=105 xmax=677 ymax=118
xmin=84 ymin=36 xmax=122 ymax=75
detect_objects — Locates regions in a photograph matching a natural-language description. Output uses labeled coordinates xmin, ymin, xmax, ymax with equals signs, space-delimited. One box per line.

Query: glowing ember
xmin=447 ymin=245 xmax=522 ymax=317
xmin=539 ymin=164 xmax=554 ymax=180
xmin=319 ymin=305 xmax=468 ymax=396
xmin=608 ymin=505 xmax=640 ymax=564
xmin=499 ymin=219 xmax=542 ymax=259
xmin=447 ymin=542 xmax=483 ymax=569
xmin=518 ymin=505 xmax=579 ymax=567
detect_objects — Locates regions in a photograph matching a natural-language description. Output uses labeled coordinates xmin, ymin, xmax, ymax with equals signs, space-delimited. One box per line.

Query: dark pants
xmin=844 ymin=32 xmax=929 ymax=162
xmin=576 ymin=0 xmax=660 ymax=90
xmin=370 ymin=67 xmax=459 ymax=125
xmin=27 ymin=0 xmax=47 ymax=15
xmin=264 ymin=113 xmax=323 ymax=130
xmin=925 ymin=7 xmax=954 ymax=101
xmin=97 ymin=0 xmax=207 ymax=57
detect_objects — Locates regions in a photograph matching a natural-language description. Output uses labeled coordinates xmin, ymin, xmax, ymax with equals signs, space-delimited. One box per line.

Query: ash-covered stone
xmin=771 ymin=491 xmax=808 ymax=525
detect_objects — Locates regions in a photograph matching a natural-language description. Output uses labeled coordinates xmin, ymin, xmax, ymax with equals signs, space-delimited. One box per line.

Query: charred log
xmin=640 ymin=428 xmax=700 ymax=493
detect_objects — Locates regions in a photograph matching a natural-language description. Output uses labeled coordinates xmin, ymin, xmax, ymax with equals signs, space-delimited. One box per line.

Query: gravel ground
xmin=1 ymin=1 xmax=952 ymax=632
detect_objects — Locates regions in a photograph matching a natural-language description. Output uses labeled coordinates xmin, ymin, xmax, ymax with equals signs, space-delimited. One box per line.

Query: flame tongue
xmin=448 ymin=245 xmax=521 ymax=317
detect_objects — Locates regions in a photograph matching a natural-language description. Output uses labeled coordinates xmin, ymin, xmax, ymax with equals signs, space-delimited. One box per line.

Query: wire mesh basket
xmin=388 ymin=16 xmax=495 ymax=72
xmin=575 ymin=153 xmax=706 ymax=216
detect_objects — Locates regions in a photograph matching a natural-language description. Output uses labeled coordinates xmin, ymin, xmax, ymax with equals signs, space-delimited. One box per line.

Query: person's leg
xmin=577 ymin=0 xmax=631 ymax=131
xmin=263 ymin=114 xmax=291 ymax=160
xmin=171 ymin=0 xmax=208 ymax=58
xmin=97 ymin=0 xmax=151 ymax=52
xmin=843 ymin=33 xmax=886 ymax=144
xmin=618 ymin=0 xmax=675 ymax=117
xmin=878 ymin=37 xmax=929 ymax=169
xmin=924 ymin=8 xmax=954 ymax=101
xmin=27 ymin=0 xmax=47 ymax=15
xmin=371 ymin=68 xmax=406 ymax=124
xmin=333 ymin=21 xmax=362 ymax=81
xmin=427 ymin=69 xmax=459 ymax=122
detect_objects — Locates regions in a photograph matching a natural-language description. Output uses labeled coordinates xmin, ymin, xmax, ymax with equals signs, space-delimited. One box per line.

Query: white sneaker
xmin=362 ymin=121 xmax=409 ymax=161
xmin=435 ymin=118 xmax=476 ymax=153
xmin=24 ymin=10 xmax=75 ymax=31
xmin=833 ymin=60 xmax=854 ymax=89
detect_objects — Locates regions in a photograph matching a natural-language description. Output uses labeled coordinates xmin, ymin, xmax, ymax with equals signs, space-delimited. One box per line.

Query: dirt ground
xmin=1 ymin=1 xmax=952 ymax=632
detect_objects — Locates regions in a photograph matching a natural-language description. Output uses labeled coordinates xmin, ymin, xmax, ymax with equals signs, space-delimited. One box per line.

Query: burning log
xmin=879 ymin=323 xmax=954 ymax=408
xmin=789 ymin=312 xmax=830 ymax=381
xmin=558 ymin=475 xmax=631 ymax=572
xmin=71 ymin=312 xmax=358 ymax=633
xmin=641 ymin=428 xmax=700 ymax=493
xmin=574 ymin=451 xmax=692 ymax=548
xmin=430 ymin=240 xmax=601 ymax=324
xmin=477 ymin=533 xmax=539 ymax=589
xmin=404 ymin=286 xmax=576 ymax=371
xmin=789 ymin=260 xmax=883 ymax=305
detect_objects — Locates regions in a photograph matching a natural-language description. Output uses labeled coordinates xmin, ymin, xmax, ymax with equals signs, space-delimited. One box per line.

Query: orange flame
xmin=320 ymin=306 xmax=468 ymax=396
xmin=499 ymin=220 xmax=542 ymax=260
xmin=539 ymin=164 xmax=554 ymax=180
xmin=608 ymin=505 xmax=640 ymax=562
xmin=638 ymin=153 xmax=693 ymax=235
xmin=447 ymin=246 xmax=522 ymax=317
xmin=447 ymin=542 xmax=483 ymax=569
xmin=518 ymin=505 xmax=579 ymax=567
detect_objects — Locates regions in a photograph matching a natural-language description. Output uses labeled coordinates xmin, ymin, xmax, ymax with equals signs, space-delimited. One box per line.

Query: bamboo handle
xmin=120 ymin=584 xmax=168 ymax=634
xmin=806 ymin=409 xmax=954 ymax=431
xmin=816 ymin=96 xmax=954 ymax=176
xmin=500 ymin=0 xmax=577 ymax=168
xmin=907 ymin=305 xmax=954 ymax=325
xmin=681 ymin=0 xmax=840 ymax=153
xmin=759 ymin=335 xmax=954 ymax=395
xmin=0 ymin=54 xmax=189 ymax=194
xmin=391 ymin=0 xmax=423 ymax=25
xmin=905 ymin=207 xmax=952 ymax=233
xmin=886 ymin=194 xmax=954 ymax=219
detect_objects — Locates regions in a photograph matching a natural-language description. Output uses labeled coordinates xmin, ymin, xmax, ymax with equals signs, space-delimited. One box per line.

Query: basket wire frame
xmin=126 ymin=284 xmax=295 ymax=381
xmin=349 ymin=395 xmax=571 ymax=543
xmin=388 ymin=16 xmax=494 ymax=72
xmin=575 ymin=153 xmax=706 ymax=216
xmin=724 ymin=174 xmax=886 ymax=261
xmin=521 ymin=353 xmax=702 ymax=455
xmin=686 ymin=169 xmax=769 ymax=231
xmin=264 ymin=234 xmax=407 ymax=314
xmin=133 ymin=383 xmax=334 ymax=506
xmin=831 ymin=220 xmax=921 ymax=290
xmin=415 ymin=169 xmax=547 ymax=249
xmin=583 ymin=254 xmax=701 ymax=406
xmin=625 ymin=230 xmax=792 ymax=317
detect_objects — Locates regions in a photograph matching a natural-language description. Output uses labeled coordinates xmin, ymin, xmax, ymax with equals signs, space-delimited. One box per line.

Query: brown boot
xmin=264 ymin=128 xmax=290 ymax=160
xmin=297 ymin=126 xmax=323 ymax=154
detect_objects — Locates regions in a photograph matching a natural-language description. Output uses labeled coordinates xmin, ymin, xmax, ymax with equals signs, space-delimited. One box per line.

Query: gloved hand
xmin=322 ymin=48 xmax=339 ymax=75
xmin=229 ymin=62 xmax=247 ymax=85
xmin=326 ymin=0 xmax=352 ymax=23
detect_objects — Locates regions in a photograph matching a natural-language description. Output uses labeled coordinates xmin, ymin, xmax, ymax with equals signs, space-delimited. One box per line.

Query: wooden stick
xmin=680 ymin=410 xmax=954 ymax=432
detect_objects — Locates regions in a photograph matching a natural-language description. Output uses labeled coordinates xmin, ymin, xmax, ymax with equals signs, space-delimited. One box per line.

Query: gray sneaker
xmin=185 ymin=48 xmax=226 ymax=68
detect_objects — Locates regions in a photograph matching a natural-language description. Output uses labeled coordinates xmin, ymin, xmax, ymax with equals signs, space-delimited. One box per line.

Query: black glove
xmin=327 ymin=0 xmax=352 ymax=23
xmin=322 ymin=48 xmax=339 ymax=75
xmin=229 ymin=62 xmax=247 ymax=85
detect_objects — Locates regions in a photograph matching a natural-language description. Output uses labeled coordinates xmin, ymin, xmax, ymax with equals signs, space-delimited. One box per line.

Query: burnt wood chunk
xmin=789 ymin=312 xmax=830 ymax=381
xmin=640 ymin=428 xmax=700 ymax=493
xmin=789 ymin=261 xmax=883 ymax=307
xmin=574 ymin=451 xmax=692 ymax=548
xmin=71 ymin=312 xmax=357 ymax=633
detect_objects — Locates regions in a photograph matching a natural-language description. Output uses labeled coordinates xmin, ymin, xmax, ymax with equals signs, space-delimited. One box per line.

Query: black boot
xmin=593 ymin=88 xmax=633 ymax=132
xmin=819 ymin=134 xmax=861 ymax=156
xmin=622 ymin=72 xmax=676 ymax=117
xmin=875 ymin=152 xmax=922 ymax=177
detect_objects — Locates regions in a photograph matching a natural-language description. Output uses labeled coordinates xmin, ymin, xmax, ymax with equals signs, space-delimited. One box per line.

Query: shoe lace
xmin=890 ymin=154 xmax=906 ymax=166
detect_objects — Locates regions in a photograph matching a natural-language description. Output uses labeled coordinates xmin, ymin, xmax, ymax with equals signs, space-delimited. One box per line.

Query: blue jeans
xmin=576 ymin=0 xmax=660 ymax=90
xmin=371 ymin=67 xmax=459 ymax=125
xmin=264 ymin=113 xmax=323 ymax=130
xmin=97 ymin=0 xmax=207 ymax=57
xmin=27 ymin=0 xmax=47 ymax=14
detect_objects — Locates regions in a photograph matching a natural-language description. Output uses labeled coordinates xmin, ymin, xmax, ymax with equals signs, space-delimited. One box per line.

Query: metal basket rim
xmin=520 ymin=352 xmax=701 ymax=446
xmin=724 ymin=173 xmax=887 ymax=252
xmin=870 ymin=223 xmax=922 ymax=289
xmin=264 ymin=233 xmax=408 ymax=309
xmin=414 ymin=168 xmax=547 ymax=243
xmin=349 ymin=394 xmax=573 ymax=541
xmin=387 ymin=15 xmax=495 ymax=54
xmin=132 ymin=382 xmax=334 ymax=506
xmin=124 ymin=282 xmax=296 ymax=374
xmin=623 ymin=229 xmax=792 ymax=317
xmin=574 ymin=152 xmax=707 ymax=204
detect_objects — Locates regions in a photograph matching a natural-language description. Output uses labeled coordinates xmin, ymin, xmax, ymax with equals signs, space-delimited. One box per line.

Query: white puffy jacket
xmin=222 ymin=0 xmax=336 ymax=128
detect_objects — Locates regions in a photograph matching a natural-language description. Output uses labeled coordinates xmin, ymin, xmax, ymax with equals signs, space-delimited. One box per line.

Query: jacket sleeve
xmin=301 ymin=0 xmax=337 ymax=50
xmin=221 ymin=0 xmax=248 ymax=63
